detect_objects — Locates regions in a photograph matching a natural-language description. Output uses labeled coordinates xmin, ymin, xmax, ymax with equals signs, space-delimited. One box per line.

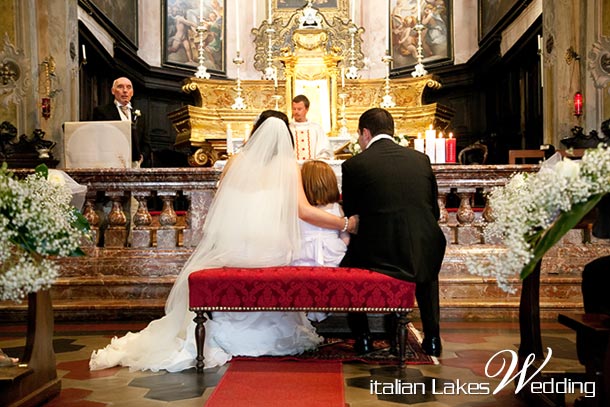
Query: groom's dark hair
xmin=358 ymin=108 xmax=394 ymax=137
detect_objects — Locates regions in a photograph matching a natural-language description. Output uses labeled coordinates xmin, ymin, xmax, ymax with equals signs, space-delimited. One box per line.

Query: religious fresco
xmin=163 ymin=0 xmax=225 ymax=75
xmin=389 ymin=0 xmax=452 ymax=74
xmin=272 ymin=0 xmax=348 ymax=22
xmin=89 ymin=0 xmax=137 ymax=46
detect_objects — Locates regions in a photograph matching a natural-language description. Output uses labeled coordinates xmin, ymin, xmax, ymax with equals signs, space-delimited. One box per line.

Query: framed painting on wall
xmin=479 ymin=0 xmax=528 ymax=43
xmin=163 ymin=0 xmax=226 ymax=75
xmin=88 ymin=0 xmax=138 ymax=46
xmin=272 ymin=0 xmax=348 ymax=22
xmin=389 ymin=0 xmax=453 ymax=75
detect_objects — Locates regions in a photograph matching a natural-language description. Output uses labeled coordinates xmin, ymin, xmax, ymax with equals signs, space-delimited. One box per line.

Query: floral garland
xmin=466 ymin=145 xmax=610 ymax=293
xmin=0 ymin=164 xmax=90 ymax=302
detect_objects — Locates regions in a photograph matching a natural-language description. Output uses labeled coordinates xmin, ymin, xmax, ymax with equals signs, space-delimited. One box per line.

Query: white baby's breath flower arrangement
xmin=466 ymin=145 xmax=610 ymax=293
xmin=349 ymin=132 xmax=411 ymax=155
xmin=0 ymin=163 xmax=90 ymax=302
xmin=349 ymin=132 xmax=362 ymax=155
xmin=394 ymin=134 xmax=410 ymax=147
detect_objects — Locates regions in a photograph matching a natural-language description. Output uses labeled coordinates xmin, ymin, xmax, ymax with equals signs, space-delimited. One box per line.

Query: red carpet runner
xmin=205 ymin=360 xmax=345 ymax=407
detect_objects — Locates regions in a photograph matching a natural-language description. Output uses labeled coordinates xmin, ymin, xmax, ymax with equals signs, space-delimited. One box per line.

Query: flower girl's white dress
xmin=291 ymin=202 xmax=348 ymax=321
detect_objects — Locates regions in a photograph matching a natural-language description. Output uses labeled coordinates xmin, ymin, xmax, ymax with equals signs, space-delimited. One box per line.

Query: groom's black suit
xmin=92 ymin=103 xmax=152 ymax=167
xmin=340 ymin=137 xmax=446 ymax=346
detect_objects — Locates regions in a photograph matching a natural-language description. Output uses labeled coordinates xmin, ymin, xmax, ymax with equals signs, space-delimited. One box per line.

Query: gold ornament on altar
xmin=169 ymin=2 xmax=454 ymax=167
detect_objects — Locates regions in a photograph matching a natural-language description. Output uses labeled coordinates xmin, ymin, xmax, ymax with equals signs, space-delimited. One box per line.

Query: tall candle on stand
xmin=417 ymin=0 xmax=421 ymax=22
xmin=424 ymin=125 xmax=436 ymax=163
xmin=351 ymin=0 xmax=355 ymax=22
xmin=341 ymin=67 xmax=345 ymax=88
xmin=446 ymin=132 xmax=457 ymax=163
xmin=199 ymin=0 xmax=204 ymax=21
xmin=414 ymin=133 xmax=424 ymax=153
xmin=435 ymin=132 xmax=446 ymax=164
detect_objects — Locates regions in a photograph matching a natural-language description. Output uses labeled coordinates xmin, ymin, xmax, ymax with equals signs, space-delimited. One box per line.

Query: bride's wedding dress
xmin=90 ymin=117 xmax=322 ymax=372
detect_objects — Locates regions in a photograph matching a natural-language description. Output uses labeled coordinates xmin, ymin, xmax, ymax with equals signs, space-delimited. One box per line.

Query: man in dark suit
xmin=340 ymin=108 xmax=446 ymax=356
xmin=92 ymin=77 xmax=152 ymax=168
xmin=582 ymin=194 xmax=610 ymax=314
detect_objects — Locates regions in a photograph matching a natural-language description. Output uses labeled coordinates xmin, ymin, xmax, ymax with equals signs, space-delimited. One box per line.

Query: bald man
xmin=92 ymin=77 xmax=152 ymax=168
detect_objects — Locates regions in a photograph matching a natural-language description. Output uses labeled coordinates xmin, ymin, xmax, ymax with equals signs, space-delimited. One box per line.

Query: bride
xmin=90 ymin=111 xmax=353 ymax=372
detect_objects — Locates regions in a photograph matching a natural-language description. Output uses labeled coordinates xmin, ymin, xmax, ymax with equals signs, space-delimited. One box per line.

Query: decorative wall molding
xmin=0 ymin=33 xmax=31 ymax=107
xmin=588 ymin=35 xmax=610 ymax=92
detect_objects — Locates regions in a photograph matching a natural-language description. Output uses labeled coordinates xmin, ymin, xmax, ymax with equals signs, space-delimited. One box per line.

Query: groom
xmin=340 ymin=108 xmax=446 ymax=357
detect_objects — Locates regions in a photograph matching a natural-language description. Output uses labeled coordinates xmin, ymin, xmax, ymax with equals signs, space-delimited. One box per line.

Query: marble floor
xmin=0 ymin=320 xmax=592 ymax=406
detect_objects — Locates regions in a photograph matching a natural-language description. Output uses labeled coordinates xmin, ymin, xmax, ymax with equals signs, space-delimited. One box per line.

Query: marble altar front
xmin=1 ymin=164 xmax=606 ymax=324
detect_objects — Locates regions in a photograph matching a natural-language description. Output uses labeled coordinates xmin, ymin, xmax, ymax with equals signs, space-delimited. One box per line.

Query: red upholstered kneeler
xmin=188 ymin=266 xmax=416 ymax=372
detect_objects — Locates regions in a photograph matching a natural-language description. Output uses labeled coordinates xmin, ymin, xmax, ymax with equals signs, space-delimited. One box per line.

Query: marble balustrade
xmin=3 ymin=164 xmax=608 ymax=321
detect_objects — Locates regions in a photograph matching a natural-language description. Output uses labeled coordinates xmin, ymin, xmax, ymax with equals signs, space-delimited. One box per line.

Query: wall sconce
xmin=40 ymin=56 xmax=61 ymax=119
xmin=574 ymin=91 xmax=583 ymax=117
xmin=41 ymin=97 xmax=51 ymax=119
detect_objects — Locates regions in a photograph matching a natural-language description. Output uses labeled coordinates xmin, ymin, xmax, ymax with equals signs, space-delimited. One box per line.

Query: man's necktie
xmin=120 ymin=105 xmax=129 ymax=120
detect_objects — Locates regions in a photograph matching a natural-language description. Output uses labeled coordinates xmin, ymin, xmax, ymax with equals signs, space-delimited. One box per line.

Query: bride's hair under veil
xmin=165 ymin=115 xmax=301 ymax=315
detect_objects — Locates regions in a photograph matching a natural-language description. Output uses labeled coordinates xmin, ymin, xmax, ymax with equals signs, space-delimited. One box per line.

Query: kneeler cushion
xmin=188 ymin=266 xmax=415 ymax=311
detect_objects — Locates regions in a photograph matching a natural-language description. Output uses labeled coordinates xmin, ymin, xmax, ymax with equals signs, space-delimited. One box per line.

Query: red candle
xmin=445 ymin=132 xmax=456 ymax=163
xmin=574 ymin=92 xmax=583 ymax=116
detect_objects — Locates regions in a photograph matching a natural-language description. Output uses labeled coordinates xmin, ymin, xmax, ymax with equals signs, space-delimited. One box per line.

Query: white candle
xmin=341 ymin=67 xmax=345 ymax=88
xmin=425 ymin=125 xmax=436 ymax=163
xmin=274 ymin=72 xmax=278 ymax=88
xmin=200 ymin=0 xmax=204 ymax=21
xmin=268 ymin=0 xmax=272 ymax=23
xmin=435 ymin=132 xmax=446 ymax=164
xmin=235 ymin=6 xmax=240 ymax=51
xmin=226 ymin=123 xmax=233 ymax=155
xmin=81 ymin=44 xmax=86 ymax=60
xmin=414 ymin=133 xmax=424 ymax=153
xmin=351 ymin=0 xmax=355 ymax=22
xmin=387 ymin=4 xmax=391 ymax=51
xmin=417 ymin=0 xmax=421 ymax=22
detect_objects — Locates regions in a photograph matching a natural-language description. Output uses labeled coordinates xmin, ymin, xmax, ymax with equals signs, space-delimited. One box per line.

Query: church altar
xmin=168 ymin=2 xmax=454 ymax=166
xmin=2 ymin=163 xmax=607 ymax=325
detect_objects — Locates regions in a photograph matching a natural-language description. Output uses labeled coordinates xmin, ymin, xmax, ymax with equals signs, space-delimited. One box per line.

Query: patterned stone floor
xmin=0 ymin=320 xmax=591 ymax=406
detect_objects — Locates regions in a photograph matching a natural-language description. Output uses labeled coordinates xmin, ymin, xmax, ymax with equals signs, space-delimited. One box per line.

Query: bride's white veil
xmin=166 ymin=115 xmax=300 ymax=317
xmin=90 ymin=115 xmax=301 ymax=372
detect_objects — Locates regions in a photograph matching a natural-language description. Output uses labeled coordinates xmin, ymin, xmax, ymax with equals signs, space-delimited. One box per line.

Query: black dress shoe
xmin=354 ymin=335 xmax=375 ymax=355
xmin=422 ymin=336 xmax=442 ymax=357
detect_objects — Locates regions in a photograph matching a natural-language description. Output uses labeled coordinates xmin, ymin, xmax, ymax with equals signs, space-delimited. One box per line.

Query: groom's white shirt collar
xmin=365 ymin=134 xmax=394 ymax=149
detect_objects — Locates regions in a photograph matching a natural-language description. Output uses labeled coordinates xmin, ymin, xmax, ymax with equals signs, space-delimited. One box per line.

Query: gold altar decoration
xmin=169 ymin=3 xmax=454 ymax=166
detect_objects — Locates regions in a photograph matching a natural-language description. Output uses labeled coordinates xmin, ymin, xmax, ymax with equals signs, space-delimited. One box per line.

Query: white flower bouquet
xmin=0 ymin=163 xmax=90 ymax=302
xmin=348 ymin=133 xmax=411 ymax=155
xmin=467 ymin=145 xmax=610 ymax=293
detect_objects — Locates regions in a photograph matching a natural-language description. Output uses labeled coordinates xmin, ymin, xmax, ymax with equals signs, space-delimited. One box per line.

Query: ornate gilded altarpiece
xmin=169 ymin=2 xmax=453 ymax=166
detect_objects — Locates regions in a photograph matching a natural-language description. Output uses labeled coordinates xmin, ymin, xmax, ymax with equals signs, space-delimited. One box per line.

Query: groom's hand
xmin=347 ymin=215 xmax=359 ymax=234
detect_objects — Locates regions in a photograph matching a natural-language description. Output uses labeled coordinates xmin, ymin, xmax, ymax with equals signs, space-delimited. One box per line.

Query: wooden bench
xmin=188 ymin=266 xmax=416 ymax=372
